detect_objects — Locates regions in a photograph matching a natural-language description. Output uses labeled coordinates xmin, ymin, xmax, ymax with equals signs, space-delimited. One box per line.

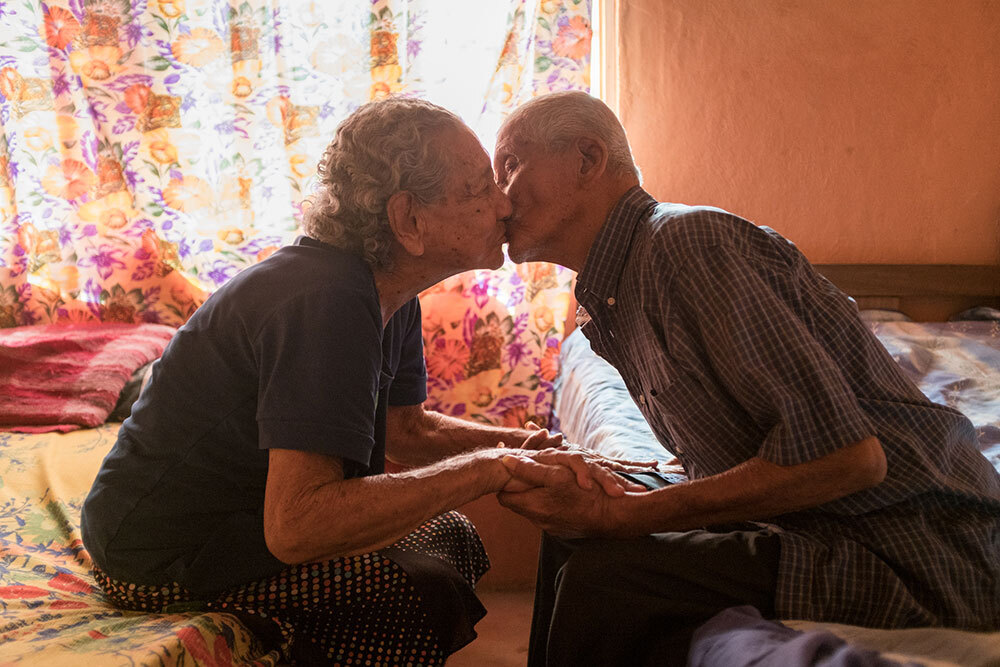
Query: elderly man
xmin=81 ymin=97 xmax=644 ymax=666
xmin=493 ymin=91 xmax=1000 ymax=666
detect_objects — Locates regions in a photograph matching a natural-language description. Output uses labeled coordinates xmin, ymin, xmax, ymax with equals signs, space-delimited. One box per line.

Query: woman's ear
xmin=386 ymin=191 xmax=426 ymax=257
xmin=576 ymin=136 xmax=609 ymax=183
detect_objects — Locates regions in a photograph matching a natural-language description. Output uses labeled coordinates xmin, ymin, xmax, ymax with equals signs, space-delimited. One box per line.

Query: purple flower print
xmin=80 ymin=244 xmax=125 ymax=280
xmin=469 ymin=279 xmax=491 ymax=309
xmin=52 ymin=71 xmax=71 ymax=96
xmin=504 ymin=339 xmax=529 ymax=367
xmin=124 ymin=20 xmax=151 ymax=49
xmin=204 ymin=259 xmax=236 ymax=286
xmin=80 ymin=245 xmax=127 ymax=280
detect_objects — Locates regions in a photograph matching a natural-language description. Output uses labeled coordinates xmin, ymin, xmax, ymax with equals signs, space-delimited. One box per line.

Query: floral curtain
xmin=0 ymin=0 xmax=592 ymax=427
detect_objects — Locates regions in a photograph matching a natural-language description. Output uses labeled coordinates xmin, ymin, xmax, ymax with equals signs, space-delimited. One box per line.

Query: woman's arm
xmin=384 ymin=403 xmax=561 ymax=466
xmin=264 ymin=440 xmax=646 ymax=565
xmin=263 ymin=446 xmax=511 ymax=565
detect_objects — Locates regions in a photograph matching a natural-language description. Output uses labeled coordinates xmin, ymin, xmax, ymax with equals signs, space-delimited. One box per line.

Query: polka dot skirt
xmin=93 ymin=511 xmax=490 ymax=665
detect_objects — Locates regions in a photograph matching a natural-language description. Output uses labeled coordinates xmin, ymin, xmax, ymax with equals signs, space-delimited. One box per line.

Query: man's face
xmin=493 ymin=129 xmax=577 ymax=264
xmin=421 ymin=126 xmax=512 ymax=272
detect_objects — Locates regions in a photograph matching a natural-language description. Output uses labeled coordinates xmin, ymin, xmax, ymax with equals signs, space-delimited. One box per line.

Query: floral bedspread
xmin=0 ymin=423 xmax=281 ymax=666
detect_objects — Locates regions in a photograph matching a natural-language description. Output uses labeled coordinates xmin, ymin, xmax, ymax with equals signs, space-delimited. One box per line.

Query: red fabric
xmin=0 ymin=323 xmax=176 ymax=432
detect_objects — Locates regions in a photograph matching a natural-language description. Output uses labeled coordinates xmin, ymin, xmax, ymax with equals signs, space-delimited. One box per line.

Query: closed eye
xmin=495 ymin=155 xmax=517 ymax=186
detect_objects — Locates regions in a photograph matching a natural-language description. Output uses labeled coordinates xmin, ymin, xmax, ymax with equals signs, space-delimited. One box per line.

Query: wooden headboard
xmin=814 ymin=264 xmax=1000 ymax=321
xmin=563 ymin=264 xmax=1000 ymax=334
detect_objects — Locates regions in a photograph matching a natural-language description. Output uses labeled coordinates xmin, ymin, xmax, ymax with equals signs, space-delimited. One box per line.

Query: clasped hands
xmin=492 ymin=422 xmax=662 ymax=538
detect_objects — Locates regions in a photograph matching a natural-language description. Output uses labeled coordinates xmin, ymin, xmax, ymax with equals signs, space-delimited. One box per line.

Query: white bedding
xmin=553 ymin=319 xmax=1000 ymax=666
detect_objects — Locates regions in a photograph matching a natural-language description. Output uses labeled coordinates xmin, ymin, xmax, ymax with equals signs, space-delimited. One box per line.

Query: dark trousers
xmin=528 ymin=526 xmax=782 ymax=667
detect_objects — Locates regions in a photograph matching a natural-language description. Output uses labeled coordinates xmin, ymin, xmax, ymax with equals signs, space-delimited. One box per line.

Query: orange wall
xmin=616 ymin=0 xmax=1000 ymax=264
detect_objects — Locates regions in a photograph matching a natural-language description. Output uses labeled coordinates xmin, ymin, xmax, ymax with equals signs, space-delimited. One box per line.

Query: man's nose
xmin=496 ymin=186 xmax=513 ymax=219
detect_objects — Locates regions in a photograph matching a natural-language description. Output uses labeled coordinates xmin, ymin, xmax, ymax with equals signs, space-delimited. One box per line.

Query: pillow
xmin=0 ymin=323 xmax=175 ymax=432
xmin=950 ymin=306 xmax=1000 ymax=322
xmin=858 ymin=309 xmax=912 ymax=323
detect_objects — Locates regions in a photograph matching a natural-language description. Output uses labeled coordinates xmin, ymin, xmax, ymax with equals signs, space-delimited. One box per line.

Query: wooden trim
xmin=592 ymin=0 xmax=618 ymax=113
xmin=814 ymin=264 xmax=1000 ymax=298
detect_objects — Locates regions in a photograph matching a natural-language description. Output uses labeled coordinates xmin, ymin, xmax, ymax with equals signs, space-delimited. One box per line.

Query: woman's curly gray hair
xmin=303 ymin=98 xmax=466 ymax=270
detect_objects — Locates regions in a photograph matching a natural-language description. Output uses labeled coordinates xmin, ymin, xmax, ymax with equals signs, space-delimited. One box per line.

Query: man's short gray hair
xmin=499 ymin=91 xmax=639 ymax=180
xmin=302 ymin=97 xmax=465 ymax=270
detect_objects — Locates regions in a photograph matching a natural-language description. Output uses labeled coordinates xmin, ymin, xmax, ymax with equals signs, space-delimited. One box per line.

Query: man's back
xmin=574 ymin=186 xmax=1000 ymax=628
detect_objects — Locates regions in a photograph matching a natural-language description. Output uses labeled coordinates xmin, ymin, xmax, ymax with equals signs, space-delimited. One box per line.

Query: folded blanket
xmin=690 ymin=606 xmax=916 ymax=667
xmin=0 ymin=323 xmax=175 ymax=432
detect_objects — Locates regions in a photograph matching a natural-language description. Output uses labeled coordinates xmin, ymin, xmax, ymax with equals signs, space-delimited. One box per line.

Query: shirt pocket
xmin=629 ymin=341 xmax=695 ymax=451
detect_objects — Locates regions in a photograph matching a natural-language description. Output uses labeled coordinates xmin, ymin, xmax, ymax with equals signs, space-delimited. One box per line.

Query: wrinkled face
xmin=421 ymin=126 xmax=512 ymax=272
xmin=493 ymin=128 xmax=577 ymax=264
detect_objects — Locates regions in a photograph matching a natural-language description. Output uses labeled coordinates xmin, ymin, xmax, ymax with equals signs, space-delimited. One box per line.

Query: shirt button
xmin=638 ymin=394 xmax=646 ymax=406
xmin=606 ymin=297 xmax=616 ymax=306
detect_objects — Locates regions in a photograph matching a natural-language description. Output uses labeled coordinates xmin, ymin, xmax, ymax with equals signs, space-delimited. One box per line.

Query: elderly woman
xmin=81 ymin=98 xmax=643 ymax=665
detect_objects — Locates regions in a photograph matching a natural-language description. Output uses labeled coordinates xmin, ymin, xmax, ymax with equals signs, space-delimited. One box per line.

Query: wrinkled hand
xmin=520 ymin=420 xmax=662 ymax=474
xmin=553 ymin=443 xmax=661 ymax=474
xmin=657 ymin=456 xmax=685 ymax=476
xmin=497 ymin=455 xmax=639 ymax=538
xmin=515 ymin=421 xmax=564 ymax=450
xmin=492 ymin=446 xmax=647 ymax=496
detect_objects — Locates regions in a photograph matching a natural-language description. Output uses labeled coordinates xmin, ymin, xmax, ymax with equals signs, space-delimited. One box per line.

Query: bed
xmin=553 ymin=264 xmax=1000 ymax=667
xmin=0 ymin=324 xmax=284 ymax=666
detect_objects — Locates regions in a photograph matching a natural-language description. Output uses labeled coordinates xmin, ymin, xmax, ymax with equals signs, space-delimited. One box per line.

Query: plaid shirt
xmin=575 ymin=186 xmax=1000 ymax=629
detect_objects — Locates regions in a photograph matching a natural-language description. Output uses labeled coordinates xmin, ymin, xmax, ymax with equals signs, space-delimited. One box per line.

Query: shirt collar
xmin=575 ymin=186 xmax=657 ymax=310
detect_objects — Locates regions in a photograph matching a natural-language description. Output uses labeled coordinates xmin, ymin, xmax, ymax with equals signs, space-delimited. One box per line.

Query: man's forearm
xmin=620 ymin=437 xmax=886 ymax=535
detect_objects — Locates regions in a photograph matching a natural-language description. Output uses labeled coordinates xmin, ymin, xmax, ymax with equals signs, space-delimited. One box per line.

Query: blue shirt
xmin=82 ymin=237 xmax=427 ymax=595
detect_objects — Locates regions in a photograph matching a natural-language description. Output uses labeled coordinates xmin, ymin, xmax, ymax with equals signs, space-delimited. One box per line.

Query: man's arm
xmin=497 ymin=435 xmax=886 ymax=538
xmin=385 ymin=403 xmax=563 ymax=466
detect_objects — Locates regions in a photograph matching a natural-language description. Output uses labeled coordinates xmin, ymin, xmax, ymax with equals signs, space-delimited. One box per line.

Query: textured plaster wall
xmin=616 ymin=0 xmax=1000 ymax=264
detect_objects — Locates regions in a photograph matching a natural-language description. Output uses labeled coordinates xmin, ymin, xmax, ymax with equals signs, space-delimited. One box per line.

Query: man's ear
xmin=386 ymin=191 xmax=426 ymax=257
xmin=576 ymin=136 xmax=609 ymax=183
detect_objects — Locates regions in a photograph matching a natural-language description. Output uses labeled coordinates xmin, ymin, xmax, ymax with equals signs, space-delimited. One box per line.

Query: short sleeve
xmin=386 ymin=298 xmax=428 ymax=406
xmin=254 ymin=287 xmax=381 ymax=466
xmin=666 ymin=244 xmax=875 ymax=466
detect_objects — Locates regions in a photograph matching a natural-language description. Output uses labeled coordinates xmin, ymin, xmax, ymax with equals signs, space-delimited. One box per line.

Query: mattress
xmin=0 ymin=423 xmax=282 ymax=666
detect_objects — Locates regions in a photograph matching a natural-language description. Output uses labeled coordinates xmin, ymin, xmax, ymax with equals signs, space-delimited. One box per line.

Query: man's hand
xmin=496 ymin=454 xmax=641 ymax=538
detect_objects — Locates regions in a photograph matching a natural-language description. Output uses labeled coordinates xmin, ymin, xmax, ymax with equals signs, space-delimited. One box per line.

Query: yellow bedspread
xmin=0 ymin=424 xmax=281 ymax=666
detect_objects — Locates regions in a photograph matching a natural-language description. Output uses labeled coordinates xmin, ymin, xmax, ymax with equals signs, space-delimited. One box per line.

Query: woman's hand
xmin=517 ymin=421 xmax=660 ymax=474
xmin=491 ymin=445 xmax=648 ymax=496
xmin=552 ymin=443 xmax=661 ymax=474
xmin=657 ymin=456 xmax=685 ymax=476
xmin=514 ymin=421 xmax=564 ymax=450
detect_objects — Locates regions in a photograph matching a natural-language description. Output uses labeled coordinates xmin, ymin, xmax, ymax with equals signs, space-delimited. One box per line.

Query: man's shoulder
xmin=646 ymin=203 xmax=757 ymax=249
xmin=641 ymin=203 xmax=798 ymax=270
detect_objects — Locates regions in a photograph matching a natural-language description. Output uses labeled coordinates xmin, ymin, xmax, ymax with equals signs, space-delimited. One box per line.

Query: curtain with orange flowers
xmin=0 ymin=0 xmax=592 ymax=428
